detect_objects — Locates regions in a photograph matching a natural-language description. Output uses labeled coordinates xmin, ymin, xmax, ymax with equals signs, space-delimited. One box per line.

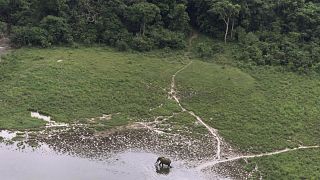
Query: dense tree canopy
xmin=1 ymin=0 xmax=320 ymax=72
xmin=188 ymin=0 xmax=320 ymax=73
xmin=0 ymin=0 xmax=190 ymax=50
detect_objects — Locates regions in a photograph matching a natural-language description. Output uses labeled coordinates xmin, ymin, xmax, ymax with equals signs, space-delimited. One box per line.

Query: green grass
xmin=168 ymin=112 xmax=208 ymax=137
xmin=244 ymin=149 xmax=320 ymax=179
xmin=177 ymin=60 xmax=320 ymax=153
xmin=175 ymin=35 xmax=320 ymax=153
xmin=0 ymin=46 xmax=185 ymax=129
xmin=176 ymin=36 xmax=320 ymax=178
xmin=91 ymin=113 xmax=132 ymax=131
xmin=1 ymin=38 xmax=320 ymax=178
xmin=148 ymin=100 xmax=181 ymax=117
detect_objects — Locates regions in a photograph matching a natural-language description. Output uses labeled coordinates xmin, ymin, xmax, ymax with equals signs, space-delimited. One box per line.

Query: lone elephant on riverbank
xmin=155 ymin=157 xmax=172 ymax=168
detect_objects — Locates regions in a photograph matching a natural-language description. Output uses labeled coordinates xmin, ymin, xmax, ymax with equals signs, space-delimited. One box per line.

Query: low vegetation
xmin=1 ymin=41 xmax=320 ymax=177
xmin=244 ymin=149 xmax=320 ymax=179
xmin=177 ymin=60 xmax=320 ymax=153
xmin=0 ymin=47 xmax=185 ymax=129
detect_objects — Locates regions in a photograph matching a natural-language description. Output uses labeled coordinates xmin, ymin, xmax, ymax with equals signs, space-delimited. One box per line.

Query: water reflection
xmin=0 ymin=129 xmax=230 ymax=180
xmin=0 ymin=142 xmax=206 ymax=180
xmin=155 ymin=165 xmax=171 ymax=175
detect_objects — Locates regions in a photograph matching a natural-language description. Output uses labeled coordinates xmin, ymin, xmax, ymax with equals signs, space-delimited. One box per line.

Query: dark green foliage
xmin=189 ymin=0 xmax=320 ymax=73
xmin=39 ymin=15 xmax=72 ymax=44
xmin=242 ymin=45 xmax=263 ymax=65
xmin=241 ymin=32 xmax=259 ymax=46
xmin=115 ymin=40 xmax=129 ymax=51
xmin=3 ymin=0 xmax=320 ymax=72
xmin=196 ymin=41 xmax=224 ymax=59
xmin=2 ymin=0 xmax=189 ymax=51
xmin=149 ymin=28 xmax=186 ymax=49
xmin=78 ymin=28 xmax=97 ymax=45
xmin=100 ymin=16 xmax=130 ymax=46
xmin=167 ymin=3 xmax=190 ymax=32
xmin=131 ymin=36 xmax=155 ymax=51
xmin=196 ymin=43 xmax=214 ymax=58
xmin=126 ymin=2 xmax=161 ymax=36
xmin=237 ymin=30 xmax=320 ymax=73
xmin=0 ymin=21 xmax=7 ymax=37
xmin=10 ymin=26 xmax=49 ymax=47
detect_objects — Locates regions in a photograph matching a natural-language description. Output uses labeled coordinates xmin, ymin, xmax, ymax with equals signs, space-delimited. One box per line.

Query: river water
xmin=0 ymin=130 xmax=227 ymax=180
xmin=0 ymin=143 xmax=206 ymax=180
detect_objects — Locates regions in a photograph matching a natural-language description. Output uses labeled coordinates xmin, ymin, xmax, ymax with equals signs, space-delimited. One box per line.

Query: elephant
xmin=155 ymin=165 xmax=170 ymax=175
xmin=155 ymin=157 xmax=172 ymax=168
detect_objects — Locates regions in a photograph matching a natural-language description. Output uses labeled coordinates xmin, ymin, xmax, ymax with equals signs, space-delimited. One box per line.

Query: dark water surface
xmin=0 ymin=142 xmax=207 ymax=180
xmin=0 ymin=127 xmax=232 ymax=180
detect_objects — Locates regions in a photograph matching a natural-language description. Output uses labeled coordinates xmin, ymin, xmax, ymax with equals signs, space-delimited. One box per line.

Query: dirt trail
xmin=168 ymin=61 xmax=223 ymax=160
xmin=188 ymin=32 xmax=198 ymax=51
xmin=168 ymin=31 xmax=320 ymax=173
xmin=197 ymin=145 xmax=320 ymax=170
xmin=168 ymin=32 xmax=223 ymax=160
xmin=0 ymin=38 xmax=10 ymax=61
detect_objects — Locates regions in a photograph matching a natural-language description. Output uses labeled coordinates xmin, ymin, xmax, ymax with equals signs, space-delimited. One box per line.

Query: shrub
xmin=40 ymin=15 xmax=73 ymax=44
xmin=244 ymin=45 xmax=263 ymax=65
xmin=236 ymin=27 xmax=246 ymax=44
xmin=149 ymin=28 xmax=186 ymax=49
xmin=0 ymin=21 xmax=7 ymax=37
xmin=131 ymin=36 xmax=155 ymax=51
xmin=79 ymin=28 xmax=98 ymax=44
xmin=115 ymin=40 xmax=129 ymax=51
xmin=100 ymin=16 xmax=130 ymax=46
xmin=212 ymin=43 xmax=224 ymax=54
xmin=70 ymin=18 xmax=100 ymax=44
xmin=11 ymin=26 xmax=50 ymax=47
xmin=196 ymin=42 xmax=214 ymax=58
xmin=243 ymin=32 xmax=260 ymax=46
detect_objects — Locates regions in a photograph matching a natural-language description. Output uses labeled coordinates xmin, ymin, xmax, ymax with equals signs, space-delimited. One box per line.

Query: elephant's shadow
xmin=155 ymin=165 xmax=171 ymax=175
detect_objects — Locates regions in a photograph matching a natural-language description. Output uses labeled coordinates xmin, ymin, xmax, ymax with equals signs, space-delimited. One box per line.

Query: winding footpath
xmin=167 ymin=33 xmax=320 ymax=173
xmin=168 ymin=33 xmax=223 ymax=160
xmin=0 ymin=38 xmax=10 ymax=64
xmin=0 ymin=38 xmax=10 ymax=56
xmin=196 ymin=145 xmax=320 ymax=170
xmin=168 ymin=62 xmax=223 ymax=160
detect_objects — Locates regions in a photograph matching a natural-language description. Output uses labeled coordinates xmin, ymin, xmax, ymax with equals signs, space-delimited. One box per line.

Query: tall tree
xmin=208 ymin=0 xmax=240 ymax=43
xmin=126 ymin=2 xmax=161 ymax=36
xmin=168 ymin=3 xmax=190 ymax=32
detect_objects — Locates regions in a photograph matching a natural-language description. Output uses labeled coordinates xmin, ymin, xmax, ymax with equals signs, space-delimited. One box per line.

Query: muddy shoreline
xmin=0 ymin=126 xmax=233 ymax=180
xmin=40 ymin=127 xmax=215 ymax=161
xmin=0 ymin=35 xmax=246 ymax=179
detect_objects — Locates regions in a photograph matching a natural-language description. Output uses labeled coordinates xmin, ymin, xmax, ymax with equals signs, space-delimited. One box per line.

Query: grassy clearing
xmin=1 ymin=37 xmax=320 ymax=178
xmin=176 ymin=36 xmax=320 ymax=178
xmin=2 ymin=40 xmax=319 ymax=149
xmin=0 ymin=46 xmax=186 ymax=129
xmin=176 ymin=35 xmax=320 ymax=153
xmin=243 ymin=149 xmax=320 ymax=179
xmin=177 ymin=60 xmax=320 ymax=153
